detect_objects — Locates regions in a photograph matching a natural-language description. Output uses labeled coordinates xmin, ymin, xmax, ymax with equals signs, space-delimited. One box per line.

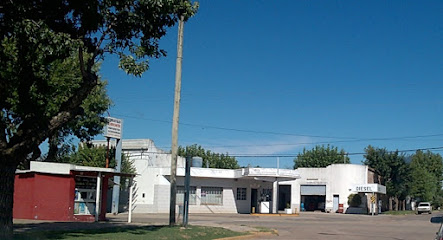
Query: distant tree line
xmin=294 ymin=144 xmax=443 ymax=210
xmin=364 ymin=146 xmax=443 ymax=210
xmin=178 ymin=144 xmax=240 ymax=169
xmin=293 ymin=145 xmax=350 ymax=168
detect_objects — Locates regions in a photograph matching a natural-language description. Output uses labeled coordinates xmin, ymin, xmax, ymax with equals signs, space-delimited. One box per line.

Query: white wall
xmin=130 ymin=166 xmax=274 ymax=214
xmin=282 ymin=164 xmax=368 ymax=213
xmin=326 ymin=164 xmax=368 ymax=211
xmin=96 ymin=139 xmax=372 ymax=215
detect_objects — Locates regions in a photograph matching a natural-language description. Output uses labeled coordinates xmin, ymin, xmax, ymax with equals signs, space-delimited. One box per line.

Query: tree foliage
xmin=1 ymin=0 xmax=198 ymax=164
xmin=364 ymin=147 xmax=443 ymax=210
xmin=178 ymin=144 xmax=240 ymax=169
xmin=0 ymin=1 xmax=197 ymax=237
xmin=363 ymin=146 xmax=409 ymax=210
xmin=348 ymin=194 xmax=362 ymax=207
xmin=68 ymin=144 xmax=136 ymax=174
xmin=41 ymin=55 xmax=112 ymax=164
xmin=293 ymin=145 xmax=349 ymax=169
xmin=409 ymin=150 xmax=443 ymax=205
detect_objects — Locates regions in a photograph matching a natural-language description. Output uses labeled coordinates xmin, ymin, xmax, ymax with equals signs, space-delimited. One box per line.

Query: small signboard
xmin=104 ymin=117 xmax=123 ymax=139
xmin=352 ymin=184 xmax=386 ymax=194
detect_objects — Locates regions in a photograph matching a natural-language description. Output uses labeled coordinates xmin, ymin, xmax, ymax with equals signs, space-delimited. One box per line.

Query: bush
xmin=348 ymin=194 xmax=362 ymax=207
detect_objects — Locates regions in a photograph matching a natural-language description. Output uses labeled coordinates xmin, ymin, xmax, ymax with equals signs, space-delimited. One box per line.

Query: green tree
xmin=0 ymin=1 xmax=197 ymax=237
xmin=44 ymin=57 xmax=111 ymax=164
xmin=178 ymin=144 xmax=240 ymax=169
xmin=409 ymin=150 xmax=443 ymax=207
xmin=348 ymin=194 xmax=362 ymax=207
xmin=293 ymin=145 xmax=349 ymax=169
xmin=363 ymin=146 xmax=409 ymax=211
xmin=69 ymin=145 xmax=136 ymax=174
xmin=409 ymin=166 xmax=436 ymax=203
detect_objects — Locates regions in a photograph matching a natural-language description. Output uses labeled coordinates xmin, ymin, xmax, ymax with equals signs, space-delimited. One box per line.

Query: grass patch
xmin=252 ymin=226 xmax=278 ymax=235
xmin=14 ymin=225 xmax=244 ymax=240
xmin=382 ymin=210 xmax=415 ymax=215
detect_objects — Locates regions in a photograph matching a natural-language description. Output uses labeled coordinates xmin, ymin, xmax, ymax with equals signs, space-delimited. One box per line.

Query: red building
xmin=14 ymin=162 xmax=128 ymax=222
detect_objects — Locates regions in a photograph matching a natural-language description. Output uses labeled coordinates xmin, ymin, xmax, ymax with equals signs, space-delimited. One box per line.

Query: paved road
xmin=111 ymin=212 xmax=441 ymax=240
xmin=14 ymin=212 xmax=441 ymax=239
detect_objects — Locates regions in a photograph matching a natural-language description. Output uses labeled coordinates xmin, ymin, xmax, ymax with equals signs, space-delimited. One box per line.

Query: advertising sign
xmin=104 ymin=117 xmax=123 ymax=139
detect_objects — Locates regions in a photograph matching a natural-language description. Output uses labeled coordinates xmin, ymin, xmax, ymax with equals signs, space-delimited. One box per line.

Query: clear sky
xmin=98 ymin=0 xmax=443 ymax=168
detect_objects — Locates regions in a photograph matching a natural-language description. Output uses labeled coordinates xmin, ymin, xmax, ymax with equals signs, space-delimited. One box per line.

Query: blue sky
xmin=98 ymin=0 xmax=443 ymax=168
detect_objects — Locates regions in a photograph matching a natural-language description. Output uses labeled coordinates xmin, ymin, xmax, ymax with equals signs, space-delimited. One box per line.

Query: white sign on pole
xmin=104 ymin=117 xmax=123 ymax=139
xmin=351 ymin=184 xmax=386 ymax=194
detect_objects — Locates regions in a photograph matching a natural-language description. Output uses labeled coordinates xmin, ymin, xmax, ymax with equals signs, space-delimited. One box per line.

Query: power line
xmin=112 ymin=113 xmax=443 ymax=143
xmin=227 ymin=146 xmax=443 ymax=158
xmin=173 ymin=137 xmax=443 ymax=149
xmin=113 ymin=113 xmax=356 ymax=139
xmin=122 ymin=146 xmax=443 ymax=158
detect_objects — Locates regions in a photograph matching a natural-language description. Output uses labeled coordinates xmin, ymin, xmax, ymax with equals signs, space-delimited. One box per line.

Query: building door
xmin=333 ymin=195 xmax=339 ymax=212
xmin=278 ymin=185 xmax=291 ymax=211
xmin=300 ymin=185 xmax=326 ymax=211
xmin=251 ymin=189 xmax=258 ymax=213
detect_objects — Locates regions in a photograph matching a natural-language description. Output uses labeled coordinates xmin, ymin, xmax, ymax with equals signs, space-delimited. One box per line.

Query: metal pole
xmin=105 ymin=137 xmax=110 ymax=168
xmin=277 ymin=157 xmax=280 ymax=175
xmin=183 ymin=156 xmax=191 ymax=227
xmin=169 ymin=15 xmax=185 ymax=227
xmin=372 ymin=192 xmax=375 ymax=216
xmin=128 ymin=181 xmax=134 ymax=223
xmin=95 ymin=173 xmax=102 ymax=222
xmin=112 ymin=138 xmax=123 ymax=214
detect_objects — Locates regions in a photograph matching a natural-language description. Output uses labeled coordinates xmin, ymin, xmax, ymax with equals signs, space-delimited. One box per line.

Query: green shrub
xmin=348 ymin=194 xmax=362 ymax=207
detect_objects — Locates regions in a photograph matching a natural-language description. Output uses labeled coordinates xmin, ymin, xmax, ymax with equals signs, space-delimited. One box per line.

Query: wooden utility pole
xmin=169 ymin=15 xmax=185 ymax=227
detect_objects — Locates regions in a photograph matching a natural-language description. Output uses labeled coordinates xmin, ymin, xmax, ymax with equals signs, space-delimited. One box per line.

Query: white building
xmin=94 ymin=139 xmax=384 ymax=214
xmin=281 ymin=164 xmax=385 ymax=213
xmin=93 ymin=139 xmax=300 ymax=214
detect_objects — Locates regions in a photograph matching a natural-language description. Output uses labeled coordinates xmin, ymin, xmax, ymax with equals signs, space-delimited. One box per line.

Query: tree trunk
xmin=389 ymin=197 xmax=393 ymax=211
xmin=395 ymin=197 xmax=399 ymax=211
xmin=46 ymin=134 xmax=59 ymax=162
xmin=0 ymin=162 xmax=17 ymax=239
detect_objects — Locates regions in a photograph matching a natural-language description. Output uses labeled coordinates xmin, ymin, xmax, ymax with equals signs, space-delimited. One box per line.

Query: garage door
xmin=300 ymin=185 xmax=326 ymax=195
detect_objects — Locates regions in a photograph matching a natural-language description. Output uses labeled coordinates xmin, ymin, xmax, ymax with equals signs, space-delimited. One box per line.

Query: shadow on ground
xmin=14 ymin=225 xmax=164 ymax=240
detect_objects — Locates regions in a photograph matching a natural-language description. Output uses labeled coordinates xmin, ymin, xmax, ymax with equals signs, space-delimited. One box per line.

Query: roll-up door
xmin=300 ymin=185 xmax=326 ymax=195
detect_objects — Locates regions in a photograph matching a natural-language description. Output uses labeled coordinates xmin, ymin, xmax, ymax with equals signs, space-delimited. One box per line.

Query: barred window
xmin=201 ymin=187 xmax=223 ymax=205
xmin=261 ymin=188 xmax=272 ymax=201
xmin=176 ymin=186 xmax=197 ymax=205
xmin=236 ymin=188 xmax=247 ymax=200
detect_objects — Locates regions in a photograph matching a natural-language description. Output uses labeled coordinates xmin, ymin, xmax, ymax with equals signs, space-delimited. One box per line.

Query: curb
xmin=250 ymin=213 xmax=299 ymax=217
xmin=217 ymin=230 xmax=278 ymax=240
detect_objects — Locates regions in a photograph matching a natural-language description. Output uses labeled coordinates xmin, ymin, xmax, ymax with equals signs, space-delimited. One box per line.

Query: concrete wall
xmin=110 ymin=139 xmax=274 ymax=214
xmin=103 ymin=140 xmax=374 ymax=215
xmin=131 ymin=166 xmax=273 ymax=214
xmin=282 ymin=164 xmax=368 ymax=213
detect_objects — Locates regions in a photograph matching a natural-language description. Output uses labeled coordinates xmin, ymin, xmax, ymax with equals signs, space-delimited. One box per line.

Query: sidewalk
xmin=13 ymin=213 xmax=261 ymax=234
xmin=109 ymin=213 xmax=260 ymax=233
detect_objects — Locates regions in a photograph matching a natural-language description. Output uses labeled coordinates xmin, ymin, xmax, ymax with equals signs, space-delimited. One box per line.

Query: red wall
xmin=14 ymin=172 xmax=109 ymax=222
xmin=13 ymin=173 xmax=35 ymax=219
xmin=14 ymin=173 xmax=75 ymax=221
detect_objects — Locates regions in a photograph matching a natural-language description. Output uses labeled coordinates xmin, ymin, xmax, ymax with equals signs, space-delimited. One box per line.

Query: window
xmin=74 ymin=176 xmax=97 ymax=215
xmin=201 ymin=187 xmax=223 ymax=205
xmin=260 ymin=188 xmax=272 ymax=201
xmin=237 ymin=188 xmax=247 ymax=200
xmin=176 ymin=186 xmax=197 ymax=205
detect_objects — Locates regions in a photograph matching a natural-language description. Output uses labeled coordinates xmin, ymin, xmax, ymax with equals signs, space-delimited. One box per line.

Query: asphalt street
xmin=110 ymin=212 xmax=441 ymax=240
xmin=14 ymin=212 xmax=441 ymax=239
